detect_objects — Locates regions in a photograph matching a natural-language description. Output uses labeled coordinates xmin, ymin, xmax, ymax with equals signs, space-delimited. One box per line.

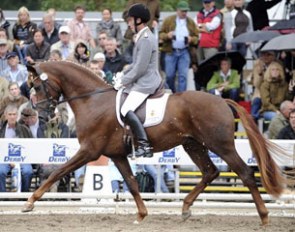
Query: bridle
xmin=30 ymin=67 xmax=114 ymax=119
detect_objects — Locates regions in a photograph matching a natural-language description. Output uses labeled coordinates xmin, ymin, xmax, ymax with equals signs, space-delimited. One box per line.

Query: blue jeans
xmin=15 ymin=44 xmax=29 ymax=65
xmin=111 ymin=180 xmax=129 ymax=193
xmin=74 ymin=165 xmax=86 ymax=187
xmin=0 ymin=164 xmax=33 ymax=192
xmin=143 ymin=165 xmax=169 ymax=193
xmin=251 ymin=97 xmax=262 ymax=122
xmin=263 ymin=111 xmax=276 ymax=121
xmin=165 ymin=48 xmax=190 ymax=93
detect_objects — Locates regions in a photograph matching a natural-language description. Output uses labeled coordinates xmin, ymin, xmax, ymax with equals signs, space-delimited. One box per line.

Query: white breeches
xmin=121 ymin=91 xmax=149 ymax=117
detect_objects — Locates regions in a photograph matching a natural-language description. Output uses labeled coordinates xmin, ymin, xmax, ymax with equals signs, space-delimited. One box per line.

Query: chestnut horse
xmin=23 ymin=61 xmax=284 ymax=225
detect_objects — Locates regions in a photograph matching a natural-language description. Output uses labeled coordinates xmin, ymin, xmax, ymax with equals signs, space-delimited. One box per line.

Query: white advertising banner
xmin=0 ymin=139 xmax=294 ymax=166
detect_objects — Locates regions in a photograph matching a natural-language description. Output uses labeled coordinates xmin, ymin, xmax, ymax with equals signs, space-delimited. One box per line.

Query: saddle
xmin=116 ymin=81 xmax=170 ymax=127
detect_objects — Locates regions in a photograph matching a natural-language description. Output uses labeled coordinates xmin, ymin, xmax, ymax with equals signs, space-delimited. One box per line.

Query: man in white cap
xmin=50 ymin=26 xmax=75 ymax=60
xmin=0 ymin=39 xmax=9 ymax=76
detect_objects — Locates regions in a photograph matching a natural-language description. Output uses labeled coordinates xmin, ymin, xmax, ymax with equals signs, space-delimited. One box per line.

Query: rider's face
xmin=127 ymin=17 xmax=136 ymax=33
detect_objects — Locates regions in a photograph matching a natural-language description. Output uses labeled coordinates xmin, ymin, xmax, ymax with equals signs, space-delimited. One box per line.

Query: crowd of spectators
xmin=0 ymin=0 xmax=294 ymax=193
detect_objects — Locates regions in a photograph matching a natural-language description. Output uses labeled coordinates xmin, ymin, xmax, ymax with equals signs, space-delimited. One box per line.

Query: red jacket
xmin=197 ymin=8 xmax=222 ymax=48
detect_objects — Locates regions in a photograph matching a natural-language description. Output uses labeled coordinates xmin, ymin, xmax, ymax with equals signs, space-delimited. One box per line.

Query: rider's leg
xmin=124 ymin=110 xmax=153 ymax=157
xmin=121 ymin=91 xmax=152 ymax=158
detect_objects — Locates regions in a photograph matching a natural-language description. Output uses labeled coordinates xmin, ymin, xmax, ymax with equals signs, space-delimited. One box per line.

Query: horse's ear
xmin=26 ymin=64 xmax=38 ymax=76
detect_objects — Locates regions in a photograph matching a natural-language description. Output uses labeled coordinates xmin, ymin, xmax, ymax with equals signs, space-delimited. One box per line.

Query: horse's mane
xmin=41 ymin=60 xmax=112 ymax=87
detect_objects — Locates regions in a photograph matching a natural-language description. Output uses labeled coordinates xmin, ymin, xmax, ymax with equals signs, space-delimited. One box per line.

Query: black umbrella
xmin=195 ymin=51 xmax=246 ymax=88
xmin=268 ymin=18 xmax=295 ymax=30
xmin=231 ymin=30 xmax=281 ymax=43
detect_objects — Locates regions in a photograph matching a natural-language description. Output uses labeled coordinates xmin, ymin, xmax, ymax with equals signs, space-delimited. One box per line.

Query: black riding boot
xmin=124 ymin=111 xmax=153 ymax=158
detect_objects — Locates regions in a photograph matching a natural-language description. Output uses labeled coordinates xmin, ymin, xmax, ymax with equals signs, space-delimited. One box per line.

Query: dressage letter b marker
xmin=93 ymin=173 xmax=103 ymax=190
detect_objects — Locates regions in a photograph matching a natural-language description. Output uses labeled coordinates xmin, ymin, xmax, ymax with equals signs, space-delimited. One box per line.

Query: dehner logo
xmin=4 ymin=143 xmax=26 ymax=162
xmin=48 ymin=143 xmax=70 ymax=162
xmin=159 ymin=148 xmax=180 ymax=163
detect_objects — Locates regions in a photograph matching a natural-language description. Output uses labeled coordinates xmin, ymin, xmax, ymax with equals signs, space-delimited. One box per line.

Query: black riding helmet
xmin=127 ymin=3 xmax=150 ymax=32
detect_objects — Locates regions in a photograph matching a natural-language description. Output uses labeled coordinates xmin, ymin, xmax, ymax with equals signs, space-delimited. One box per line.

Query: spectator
xmin=0 ymin=104 xmax=33 ymax=192
xmin=92 ymin=52 xmax=114 ymax=83
xmin=0 ymin=28 xmax=13 ymax=52
xmin=26 ymin=29 xmax=51 ymax=64
xmin=224 ymin=0 xmax=253 ymax=57
xmin=122 ymin=0 xmax=160 ymax=40
xmin=49 ymin=49 xmax=62 ymax=61
xmin=0 ymin=38 xmax=9 ymax=76
xmin=281 ymin=50 xmax=295 ymax=83
xmin=0 ymin=82 xmax=28 ymax=124
xmin=94 ymin=30 xmax=108 ymax=54
xmin=36 ymin=111 xmax=70 ymax=192
xmin=0 ymin=77 xmax=9 ymax=100
xmin=104 ymin=37 xmax=127 ymax=79
xmin=138 ymin=165 xmax=170 ymax=193
xmin=206 ymin=57 xmax=240 ymax=101
xmin=251 ymin=51 xmax=276 ymax=122
xmin=268 ymin=100 xmax=295 ymax=139
xmin=220 ymin=0 xmax=234 ymax=14
xmin=246 ymin=0 xmax=282 ymax=31
xmin=260 ymin=61 xmax=292 ymax=121
xmin=159 ymin=1 xmax=198 ymax=93
xmin=220 ymin=0 xmax=234 ymax=51
xmin=0 ymin=8 xmax=10 ymax=39
xmin=38 ymin=8 xmax=61 ymax=32
xmin=96 ymin=8 xmax=123 ymax=48
xmin=196 ymin=0 xmax=223 ymax=62
xmin=89 ymin=53 xmax=107 ymax=80
xmin=50 ymin=26 xmax=75 ymax=60
xmin=109 ymin=159 xmax=136 ymax=193
xmin=277 ymin=109 xmax=295 ymax=139
xmin=67 ymin=5 xmax=96 ymax=49
xmin=40 ymin=13 xmax=60 ymax=45
xmin=12 ymin=6 xmax=37 ymax=64
xmin=2 ymin=52 xmax=28 ymax=87
xmin=67 ymin=40 xmax=90 ymax=66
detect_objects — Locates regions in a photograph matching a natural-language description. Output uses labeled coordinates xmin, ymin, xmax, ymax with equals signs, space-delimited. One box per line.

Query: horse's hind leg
xmin=112 ymin=157 xmax=148 ymax=223
xmin=218 ymin=148 xmax=269 ymax=225
xmin=22 ymin=147 xmax=95 ymax=212
xmin=181 ymin=138 xmax=220 ymax=221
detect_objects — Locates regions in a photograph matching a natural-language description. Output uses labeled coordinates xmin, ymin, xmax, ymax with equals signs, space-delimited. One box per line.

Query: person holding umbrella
xmin=206 ymin=57 xmax=240 ymax=101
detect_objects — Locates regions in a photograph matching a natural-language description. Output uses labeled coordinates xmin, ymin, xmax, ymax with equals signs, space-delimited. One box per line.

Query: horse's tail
xmin=225 ymin=99 xmax=284 ymax=197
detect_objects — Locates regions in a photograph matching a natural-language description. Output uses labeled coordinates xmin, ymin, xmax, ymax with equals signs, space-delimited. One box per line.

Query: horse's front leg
xmin=112 ymin=157 xmax=148 ymax=223
xmin=22 ymin=147 xmax=96 ymax=212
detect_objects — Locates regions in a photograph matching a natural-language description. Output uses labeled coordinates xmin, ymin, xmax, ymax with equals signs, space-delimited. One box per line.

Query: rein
xmin=57 ymin=87 xmax=114 ymax=104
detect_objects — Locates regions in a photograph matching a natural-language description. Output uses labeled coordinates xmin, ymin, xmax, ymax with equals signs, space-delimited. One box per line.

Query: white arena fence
xmin=0 ymin=139 xmax=294 ymax=213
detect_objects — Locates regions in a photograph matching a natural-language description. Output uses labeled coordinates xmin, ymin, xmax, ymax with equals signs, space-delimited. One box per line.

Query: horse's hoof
xmin=182 ymin=210 xmax=192 ymax=221
xmin=133 ymin=220 xmax=140 ymax=224
xmin=21 ymin=201 xmax=34 ymax=213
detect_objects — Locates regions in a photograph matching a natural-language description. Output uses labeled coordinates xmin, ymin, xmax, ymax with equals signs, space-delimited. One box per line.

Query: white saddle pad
xmin=116 ymin=89 xmax=170 ymax=128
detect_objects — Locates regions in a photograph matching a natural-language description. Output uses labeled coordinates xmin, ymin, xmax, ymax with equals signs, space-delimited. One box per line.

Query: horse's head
xmin=27 ymin=63 xmax=62 ymax=121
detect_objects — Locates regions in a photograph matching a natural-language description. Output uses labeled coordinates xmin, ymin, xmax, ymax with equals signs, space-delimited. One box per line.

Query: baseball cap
xmin=58 ymin=25 xmax=70 ymax=34
xmin=6 ymin=52 xmax=18 ymax=59
xmin=0 ymin=39 xmax=7 ymax=45
xmin=93 ymin=52 xmax=105 ymax=61
xmin=176 ymin=1 xmax=190 ymax=11
xmin=202 ymin=0 xmax=213 ymax=3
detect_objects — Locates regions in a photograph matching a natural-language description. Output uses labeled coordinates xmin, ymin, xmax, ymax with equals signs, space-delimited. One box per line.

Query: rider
xmin=114 ymin=3 xmax=162 ymax=157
